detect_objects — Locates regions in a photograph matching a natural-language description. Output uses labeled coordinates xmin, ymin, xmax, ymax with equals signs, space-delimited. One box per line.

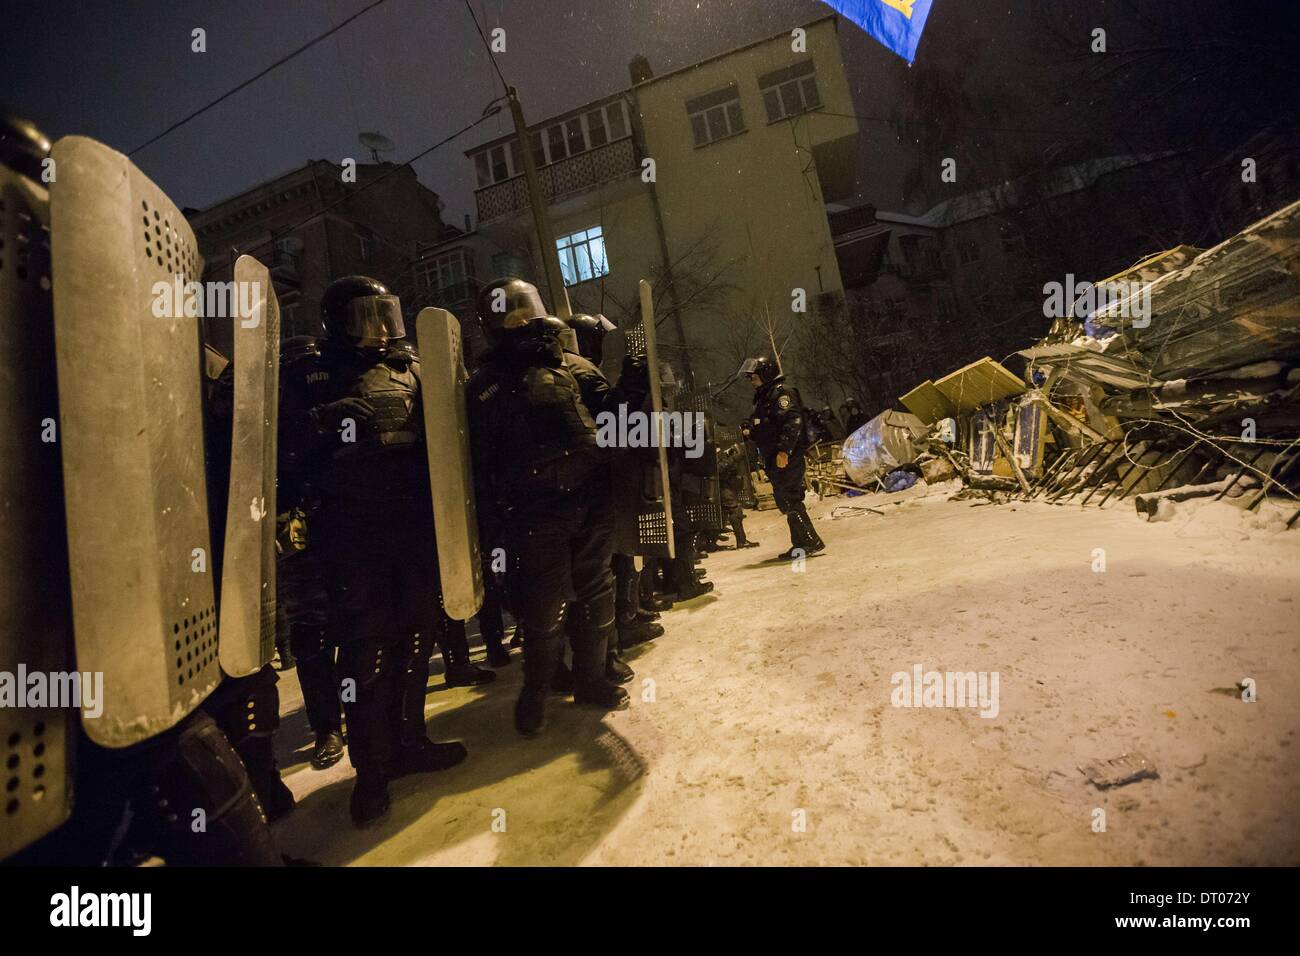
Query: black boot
xmin=291 ymin=625 xmax=344 ymax=743
xmin=731 ymin=514 xmax=759 ymax=549
xmin=795 ymin=506 xmax=825 ymax=554
xmin=485 ymin=641 xmax=512 ymax=668
xmin=392 ymin=630 xmax=467 ymax=778
xmin=570 ymin=592 xmax=630 ymax=712
xmin=606 ymin=649 xmax=635 ymax=685
xmin=238 ymin=734 xmax=296 ymax=822
xmin=139 ymin=711 xmax=283 ymax=866
xmin=350 ymin=773 xmax=390 ymax=829
xmin=777 ymin=513 xmax=806 ymax=561
xmin=208 ymin=668 xmax=294 ymax=821
xmin=275 ymin=635 xmax=296 ymax=670
xmin=311 ymin=730 xmax=345 ymax=771
xmin=478 ymin=584 xmax=513 ymax=667
xmin=551 ymin=656 xmax=574 ymax=694
xmin=439 ymin=618 xmax=497 ymax=686
xmin=619 ymin=619 xmax=665 ymax=648
xmin=616 ymin=557 xmax=663 ymax=649
xmin=338 ymin=642 xmax=395 ymax=828
xmin=516 ymin=610 xmax=565 ymax=736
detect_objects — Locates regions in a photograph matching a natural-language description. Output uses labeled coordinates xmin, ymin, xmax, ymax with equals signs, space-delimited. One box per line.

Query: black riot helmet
xmin=476 ymin=276 xmax=547 ymax=347
xmin=539 ymin=315 xmax=579 ymax=354
xmin=279 ymin=335 xmax=321 ymax=368
xmin=739 ymin=355 xmax=781 ymax=388
xmin=320 ymin=275 xmax=405 ymax=352
xmin=0 ymin=107 xmax=51 ymax=182
xmin=566 ymin=313 xmax=617 ymax=364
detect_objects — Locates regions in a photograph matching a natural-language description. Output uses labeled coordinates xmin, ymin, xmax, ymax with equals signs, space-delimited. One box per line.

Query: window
xmin=685 ymin=84 xmax=745 ymax=147
xmin=546 ymin=125 xmax=568 ymax=163
xmin=415 ymin=251 xmax=471 ymax=303
xmin=585 ymin=109 xmax=608 ymax=148
xmin=759 ymin=59 xmax=821 ymax=123
xmin=530 ymin=131 xmax=546 ymax=168
xmin=556 ymin=226 xmax=609 ymax=286
xmin=489 ymin=145 xmax=509 ymax=182
xmin=474 ymin=143 xmax=515 ymax=186
xmin=272 ymin=236 xmax=303 ymax=275
xmin=606 ymin=101 xmax=628 ymax=140
xmin=565 ymin=119 xmax=585 ymax=157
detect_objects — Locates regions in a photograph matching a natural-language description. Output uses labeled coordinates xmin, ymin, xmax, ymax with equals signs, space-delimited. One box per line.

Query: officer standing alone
xmin=739 ymin=356 xmax=825 ymax=561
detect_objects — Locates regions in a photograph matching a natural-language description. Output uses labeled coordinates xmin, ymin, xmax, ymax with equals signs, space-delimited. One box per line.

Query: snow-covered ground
xmin=271 ymin=484 xmax=1300 ymax=865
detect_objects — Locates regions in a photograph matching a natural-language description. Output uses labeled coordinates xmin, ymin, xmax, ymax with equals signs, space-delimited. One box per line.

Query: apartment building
xmin=465 ymin=14 xmax=859 ymax=394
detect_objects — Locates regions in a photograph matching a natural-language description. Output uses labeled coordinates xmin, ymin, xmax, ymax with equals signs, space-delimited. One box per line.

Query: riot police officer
xmin=468 ymin=280 xmax=647 ymax=735
xmin=719 ymin=443 xmax=758 ymax=549
xmin=277 ymin=335 xmax=345 ymax=771
xmin=280 ymin=276 xmax=466 ymax=827
xmin=740 ymin=356 xmax=825 ymax=560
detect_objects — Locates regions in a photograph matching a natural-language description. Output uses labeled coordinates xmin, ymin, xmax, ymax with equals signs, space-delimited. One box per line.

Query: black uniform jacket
xmin=466 ymin=329 xmax=648 ymax=530
xmin=279 ymin=344 xmax=428 ymax=505
xmin=745 ymin=378 xmax=808 ymax=459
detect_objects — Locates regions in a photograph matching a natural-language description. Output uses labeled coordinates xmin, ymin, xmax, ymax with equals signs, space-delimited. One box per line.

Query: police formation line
xmin=0 ymin=118 xmax=824 ymax=864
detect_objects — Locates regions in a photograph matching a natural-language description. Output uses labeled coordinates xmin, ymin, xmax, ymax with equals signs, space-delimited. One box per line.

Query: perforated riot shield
xmin=51 ymin=136 xmax=218 ymax=747
xmin=676 ymin=388 xmax=723 ymax=534
xmin=416 ymin=307 xmax=483 ymax=621
xmin=218 ymin=255 xmax=280 ymax=678
xmin=611 ymin=280 xmax=675 ymax=558
xmin=0 ymin=165 xmax=75 ymax=858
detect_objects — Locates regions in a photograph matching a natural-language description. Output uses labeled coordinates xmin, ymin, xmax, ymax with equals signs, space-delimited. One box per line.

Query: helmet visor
xmin=738 ymin=358 xmax=761 ymax=377
xmin=344 ymin=295 xmax=405 ymax=346
xmin=502 ymin=285 xmax=546 ymax=329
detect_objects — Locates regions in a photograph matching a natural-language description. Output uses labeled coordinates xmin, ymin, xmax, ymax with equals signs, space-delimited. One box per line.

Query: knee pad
xmin=134 ymin=711 xmax=280 ymax=866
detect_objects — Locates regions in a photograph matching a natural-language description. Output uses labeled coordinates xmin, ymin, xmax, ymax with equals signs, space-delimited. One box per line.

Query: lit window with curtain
xmin=556 ymin=226 xmax=609 ymax=286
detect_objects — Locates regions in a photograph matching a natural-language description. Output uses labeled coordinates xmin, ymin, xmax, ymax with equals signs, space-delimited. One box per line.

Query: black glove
xmin=620 ymin=354 xmax=650 ymax=396
xmin=312 ymin=397 xmax=375 ymax=432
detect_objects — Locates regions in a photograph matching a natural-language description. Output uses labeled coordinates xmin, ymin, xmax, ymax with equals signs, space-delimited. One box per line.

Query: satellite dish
xmin=358 ymin=131 xmax=396 ymax=163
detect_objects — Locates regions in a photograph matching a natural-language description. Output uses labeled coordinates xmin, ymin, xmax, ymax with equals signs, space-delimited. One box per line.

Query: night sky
xmin=5 ymin=1 xmax=1294 ymax=226
xmin=3 ymin=0 xmax=1040 ymax=223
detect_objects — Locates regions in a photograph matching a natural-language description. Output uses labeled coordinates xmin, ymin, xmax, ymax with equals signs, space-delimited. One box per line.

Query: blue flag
xmin=819 ymin=0 xmax=935 ymax=63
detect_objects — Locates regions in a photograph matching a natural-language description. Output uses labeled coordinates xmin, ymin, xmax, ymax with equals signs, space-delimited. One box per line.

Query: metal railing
xmin=474 ymin=136 xmax=639 ymax=223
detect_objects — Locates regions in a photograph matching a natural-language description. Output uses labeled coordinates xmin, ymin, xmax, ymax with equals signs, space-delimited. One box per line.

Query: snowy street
xmin=271 ymin=486 xmax=1300 ymax=866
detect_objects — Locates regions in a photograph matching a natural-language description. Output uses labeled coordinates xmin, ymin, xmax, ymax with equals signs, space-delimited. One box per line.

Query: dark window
xmin=607 ymin=102 xmax=628 ymax=139
xmin=489 ymin=145 xmax=508 ymax=182
xmin=586 ymin=109 xmax=608 ymax=148
xmin=685 ymin=84 xmax=745 ymax=146
xmin=547 ymin=125 xmax=567 ymax=162
xmin=566 ymin=119 xmax=585 ymax=156
xmin=759 ymin=59 xmax=820 ymax=122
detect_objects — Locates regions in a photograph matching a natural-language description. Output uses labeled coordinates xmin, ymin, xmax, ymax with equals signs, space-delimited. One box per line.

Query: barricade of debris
xmin=811 ymin=198 xmax=1300 ymax=526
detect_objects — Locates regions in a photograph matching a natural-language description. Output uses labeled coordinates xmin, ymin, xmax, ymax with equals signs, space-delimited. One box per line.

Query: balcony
xmin=474 ymin=136 xmax=639 ymax=224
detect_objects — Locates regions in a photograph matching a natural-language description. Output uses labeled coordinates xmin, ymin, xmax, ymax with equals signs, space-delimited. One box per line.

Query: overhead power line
xmin=232 ymin=98 xmax=506 ymax=262
xmin=129 ymin=0 xmax=392 ymax=156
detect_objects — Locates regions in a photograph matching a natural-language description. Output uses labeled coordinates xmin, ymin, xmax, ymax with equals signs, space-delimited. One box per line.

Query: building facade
xmin=465 ymin=14 xmax=859 ymax=402
xmin=187 ymin=160 xmax=446 ymax=355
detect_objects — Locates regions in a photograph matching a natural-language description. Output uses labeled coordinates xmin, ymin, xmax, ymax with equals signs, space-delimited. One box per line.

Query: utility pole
xmin=507 ymin=86 xmax=571 ymax=319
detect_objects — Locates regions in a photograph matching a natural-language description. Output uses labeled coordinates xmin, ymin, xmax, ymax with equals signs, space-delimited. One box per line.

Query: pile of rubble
xmin=812 ymin=198 xmax=1300 ymax=525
